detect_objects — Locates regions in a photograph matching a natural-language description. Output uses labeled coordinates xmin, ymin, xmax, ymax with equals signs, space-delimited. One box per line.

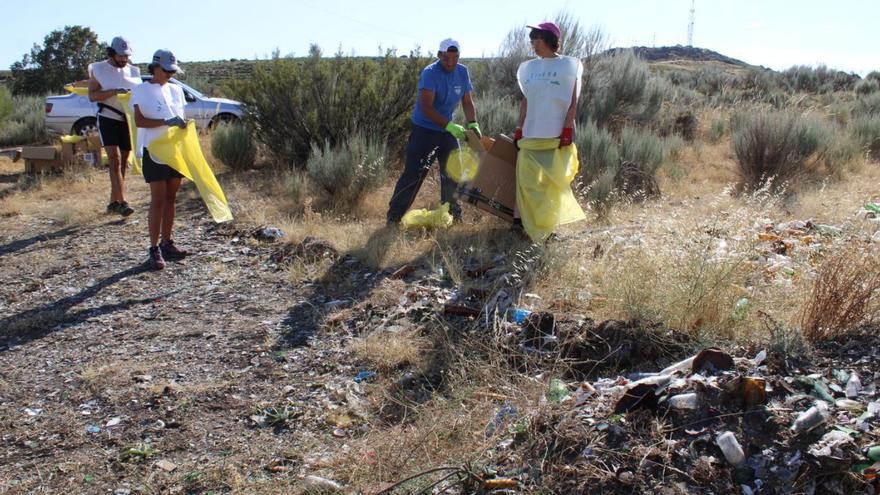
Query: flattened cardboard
xmin=455 ymin=134 xmax=518 ymax=222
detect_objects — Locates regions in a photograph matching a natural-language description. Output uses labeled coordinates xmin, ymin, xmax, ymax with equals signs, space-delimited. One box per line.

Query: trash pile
xmin=481 ymin=313 xmax=880 ymax=494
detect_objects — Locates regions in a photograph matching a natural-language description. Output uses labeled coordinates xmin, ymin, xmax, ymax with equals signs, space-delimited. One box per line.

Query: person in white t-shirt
xmin=87 ymin=36 xmax=142 ymax=217
xmin=130 ymin=49 xmax=189 ymax=270
xmin=512 ymin=22 xmax=584 ymax=234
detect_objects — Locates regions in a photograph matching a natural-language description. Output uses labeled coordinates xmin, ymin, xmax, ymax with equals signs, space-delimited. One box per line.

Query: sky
xmin=2 ymin=0 xmax=877 ymax=75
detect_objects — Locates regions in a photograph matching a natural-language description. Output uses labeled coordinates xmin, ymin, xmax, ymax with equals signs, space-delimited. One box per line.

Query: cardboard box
xmin=455 ymin=134 xmax=518 ymax=222
xmin=86 ymin=135 xmax=102 ymax=152
xmin=22 ymin=145 xmax=63 ymax=174
xmin=60 ymin=139 xmax=90 ymax=166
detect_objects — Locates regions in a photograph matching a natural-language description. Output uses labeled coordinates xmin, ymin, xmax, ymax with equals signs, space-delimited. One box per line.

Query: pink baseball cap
xmin=526 ymin=22 xmax=561 ymax=39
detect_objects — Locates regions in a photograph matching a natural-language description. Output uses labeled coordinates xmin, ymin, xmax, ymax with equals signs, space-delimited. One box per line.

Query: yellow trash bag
xmin=65 ymin=86 xmax=140 ymax=172
xmin=446 ymin=147 xmax=480 ymax=183
xmin=516 ymin=138 xmax=586 ymax=242
xmin=401 ymin=202 xmax=453 ymax=230
xmin=60 ymin=134 xmax=85 ymax=144
xmin=115 ymin=93 xmax=143 ymax=175
xmin=146 ymin=121 xmax=233 ymax=223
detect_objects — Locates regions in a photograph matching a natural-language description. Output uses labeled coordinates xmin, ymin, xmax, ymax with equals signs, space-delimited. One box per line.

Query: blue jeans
xmin=386 ymin=124 xmax=461 ymax=222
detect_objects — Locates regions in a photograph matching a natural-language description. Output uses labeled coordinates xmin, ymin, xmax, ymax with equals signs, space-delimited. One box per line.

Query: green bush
xmin=851 ymin=114 xmax=880 ymax=160
xmin=0 ymin=95 xmax=48 ymax=146
xmin=732 ymin=111 xmax=828 ymax=192
xmin=229 ymin=52 xmax=426 ymax=166
xmin=855 ymin=78 xmax=880 ymax=96
xmin=781 ymin=65 xmax=859 ymax=94
xmin=306 ymin=131 xmax=388 ymax=207
xmin=468 ymin=92 xmax=518 ymax=137
xmin=282 ymin=168 xmax=304 ymax=205
xmin=211 ymin=122 xmax=257 ymax=170
xmin=576 ymin=119 xmax=619 ymax=207
xmin=618 ymin=126 xmax=666 ymax=175
xmin=855 ymin=93 xmax=880 ymax=117
xmin=580 ymin=50 xmax=668 ymax=128
xmin=0 ymin=86 xmax=13 ymax=122
xmin=707 ymin=117 xmax=726 ymax=143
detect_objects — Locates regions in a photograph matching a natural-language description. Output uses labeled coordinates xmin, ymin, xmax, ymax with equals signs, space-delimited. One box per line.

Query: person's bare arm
xmin=563 ymin=85 xmax=577 ymax=129
xmin=518 ymin=98 xmax=528 ymax=128
xmin=418 ymin=89 xmax=451 ymax=128
xmin=88 ymin=74 xmax=127 ymax=102
xmin=461 ymin=92 xmax=476 ymax=122
xmin=133 ymin=105 xmax=165 ymax=128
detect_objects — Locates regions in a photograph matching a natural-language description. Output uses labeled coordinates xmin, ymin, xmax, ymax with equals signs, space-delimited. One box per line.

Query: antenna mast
xmin=687 ymin=0 xmax=695 ymax=46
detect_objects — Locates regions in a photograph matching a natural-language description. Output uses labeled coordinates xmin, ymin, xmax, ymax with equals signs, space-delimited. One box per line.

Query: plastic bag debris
xmin=401 ymin=202 xmax=453 ymax=230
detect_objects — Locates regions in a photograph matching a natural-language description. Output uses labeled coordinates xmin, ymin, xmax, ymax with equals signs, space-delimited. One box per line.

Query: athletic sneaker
xmin=148 ymin=246 xmax=166 ymax=270
xmin=117 ymin=201 xmax=134 ymax=217
xmin=160 ymin=239 xmax=189 ymax=260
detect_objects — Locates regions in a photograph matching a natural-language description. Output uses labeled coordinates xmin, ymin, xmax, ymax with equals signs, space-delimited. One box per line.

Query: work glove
xmin=559 ymin=127 xmax=573 ymax=148
xmin=445 ymin=122 xmax=466 ymax=140
xmin=466 ymin=121 xmax=482 ymax=139
xmin=164 ymin=116 xmax=187 ymax=128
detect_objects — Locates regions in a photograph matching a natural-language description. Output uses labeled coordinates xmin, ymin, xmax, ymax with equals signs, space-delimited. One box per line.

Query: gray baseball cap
xmin=151 ymin=49 xmax=183 ymax=73
xmin=110 ymin=36 xmax=132 ymax=56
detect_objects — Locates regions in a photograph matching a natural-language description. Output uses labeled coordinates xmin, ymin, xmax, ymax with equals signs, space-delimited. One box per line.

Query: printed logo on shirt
xmin=454 ymin=85 xmax=462 ymax=95
xmin=525 ymin=70 xmax=561 ymax=86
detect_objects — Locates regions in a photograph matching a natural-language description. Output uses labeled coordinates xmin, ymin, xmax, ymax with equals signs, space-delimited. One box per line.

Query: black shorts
xmin=142 ymin=148 xmax=184 ymax=183
xmin=97 ymin=115 xmax=131 ymax=151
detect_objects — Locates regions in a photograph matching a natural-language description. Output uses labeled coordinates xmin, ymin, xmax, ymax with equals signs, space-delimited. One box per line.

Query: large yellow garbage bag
xmin=516 ymin=138 xmax=586 ymax=242
xmin=66 ymin=86 xmax=140 ymax=172
xmin=147 ymin=121 xmax=233 ymax=223
xmin=401 ymin=202 xmax=453 ymax=230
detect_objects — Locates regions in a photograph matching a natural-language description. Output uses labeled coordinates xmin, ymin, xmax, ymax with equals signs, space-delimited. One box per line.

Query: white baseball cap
xmin=439 ymin=38 xmax=460 ymax=52
xmin=110 ymin=36 xmax=132 ymax=56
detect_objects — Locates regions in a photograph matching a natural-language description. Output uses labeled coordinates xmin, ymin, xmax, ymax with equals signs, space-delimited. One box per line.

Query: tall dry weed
xmin=800 ymin=243 xmax=880 ymax=343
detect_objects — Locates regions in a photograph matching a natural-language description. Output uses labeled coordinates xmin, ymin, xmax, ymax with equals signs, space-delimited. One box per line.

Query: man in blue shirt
xmin=386 ymin=38 xmax=480 ymax=224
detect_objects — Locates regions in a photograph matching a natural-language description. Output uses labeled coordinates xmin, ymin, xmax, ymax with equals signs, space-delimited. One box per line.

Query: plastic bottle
xmin=508 ymin=308 xmax=531 ymax=324
xmin=846 ymin=372 xmax=862 ymax=399
xmin=792 ymin=402 xmax=829 ymax=432
xmin=716 ymin=431 xmax=746 ymax=466
xmin=668 ymin=393 xmax=699 ymax=410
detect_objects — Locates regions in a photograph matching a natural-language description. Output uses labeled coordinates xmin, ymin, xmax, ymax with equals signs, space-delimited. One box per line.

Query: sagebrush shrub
xmin=469 ymin=92 xmax=518 ymax=137
xmin=575 ymin=119 xmax=619 ymax=208
xmin=580 ymin=50 xmax=668 ymax=128
xmin=732 ymin=111 xmax=828 ymax=192
xmin=0 ymin=86 xmax=13 ymax=122
xmin=230 ymin=53 xmax=425 ymax=166
xmin=211 ymin=122 xmax=257 ymax=170
xmin=851 ymin=114 xmax=880 ymax=160
xmin=306 ymin=132 xmax=388 ymax=207
xmin=855 ymin=78 xmax=880 ymax=96
xmin=0 ymin=95 xmax=48 ymax=146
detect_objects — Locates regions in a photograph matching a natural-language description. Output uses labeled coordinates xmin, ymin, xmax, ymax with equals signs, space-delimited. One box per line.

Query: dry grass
xmin=349 ymin=328 xmax=430 ymax=372
xmin=800 ymin=242 xmax=880 ymax=343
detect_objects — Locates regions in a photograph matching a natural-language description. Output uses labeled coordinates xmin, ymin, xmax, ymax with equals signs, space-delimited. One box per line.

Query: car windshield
xmin=139 ymin=75 xmax=204 ymax=98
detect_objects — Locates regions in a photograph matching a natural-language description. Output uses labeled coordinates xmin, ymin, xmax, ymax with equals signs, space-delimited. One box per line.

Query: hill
xmin=605 ymin=45 xmax=751 ymax=67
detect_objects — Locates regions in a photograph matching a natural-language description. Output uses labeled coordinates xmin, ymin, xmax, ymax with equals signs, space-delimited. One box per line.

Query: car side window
xmin=183 ymin=91 xmax=196 ymax=103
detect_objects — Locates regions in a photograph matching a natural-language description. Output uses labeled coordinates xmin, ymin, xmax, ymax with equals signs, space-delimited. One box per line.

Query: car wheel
xmin=72 ymin=117 xmax=98 ymax=136
xmin=209 ymin=113 xmax=239 ymax=128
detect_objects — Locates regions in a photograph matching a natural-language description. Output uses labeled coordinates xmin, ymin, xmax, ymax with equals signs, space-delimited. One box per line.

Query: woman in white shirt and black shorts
xmin=130 ymin=49 xmax=189 ymax=270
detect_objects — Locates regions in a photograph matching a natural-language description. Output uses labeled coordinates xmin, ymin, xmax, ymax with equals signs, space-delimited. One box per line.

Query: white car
xmin=45 ymin=77 xmax=243 ymax=135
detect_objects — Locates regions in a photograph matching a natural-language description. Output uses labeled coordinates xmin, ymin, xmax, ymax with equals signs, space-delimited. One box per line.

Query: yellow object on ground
xmin=147 ymin=121 xmax=233 ymax=223
xmin=516 ymin=138 xmax=586 ymax=242
xmin=401 ymin=202 xmax=453 ymax=230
